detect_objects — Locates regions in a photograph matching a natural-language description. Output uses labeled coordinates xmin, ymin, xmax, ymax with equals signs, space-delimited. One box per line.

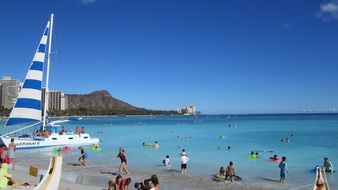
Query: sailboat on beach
xmin=0 ymin=14 xmax=99 ymax=149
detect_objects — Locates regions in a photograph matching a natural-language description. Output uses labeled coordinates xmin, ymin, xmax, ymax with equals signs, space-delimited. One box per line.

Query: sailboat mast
xmin=43 ymin=13 xmax=54 ymax=128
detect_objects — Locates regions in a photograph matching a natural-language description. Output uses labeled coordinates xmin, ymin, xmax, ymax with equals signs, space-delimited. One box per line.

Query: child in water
xmin=323 ymin=157 xmax=334 ymax=173
xmin=163 ymin=155 xmax=170 ymax=169
xmin=279 ymin=156 xmax=288 ymax=183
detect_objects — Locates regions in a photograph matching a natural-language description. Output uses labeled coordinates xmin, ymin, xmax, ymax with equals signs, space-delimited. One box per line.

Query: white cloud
xmin=302 ymin=107 xmax=337 ymax=113
xmin=80 ymin=0 xmax=97 ymax=4
xmin=317 ymin=1 xmax=338 ymax=21
xmin=321 ymin=2 xmax=338 ymax=13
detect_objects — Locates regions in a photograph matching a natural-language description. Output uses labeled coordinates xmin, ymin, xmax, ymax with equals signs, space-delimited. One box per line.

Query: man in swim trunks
xmin=225 ymin=161 xmax=235 ymax=182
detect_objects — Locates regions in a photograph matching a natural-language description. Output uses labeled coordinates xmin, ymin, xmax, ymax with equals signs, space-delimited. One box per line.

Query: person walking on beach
xmin=180 ymin=152 xmax=189 ymax=174
xmin=78 ymin=146 xmax=88 ymax=166
xmin=8 ymin=138 xmax=16 ymax=170
xmin=278 ymin=156 xmax=288 ymax=183
xmin=117 ymin=148 xmax=129 ymax=175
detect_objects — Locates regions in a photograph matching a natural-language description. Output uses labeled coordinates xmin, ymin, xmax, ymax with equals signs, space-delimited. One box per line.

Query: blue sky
xmin=1 ymin=0 xmax=338 ymax=114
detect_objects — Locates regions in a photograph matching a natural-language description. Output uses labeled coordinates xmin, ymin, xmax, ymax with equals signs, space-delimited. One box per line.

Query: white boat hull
xmin=34 ymin=155 xmax=62 ymax=190
xmin=0 ymin=133 xmax=99 ymax=149
xmin=313 ymin=167 xmax=330 ymax=190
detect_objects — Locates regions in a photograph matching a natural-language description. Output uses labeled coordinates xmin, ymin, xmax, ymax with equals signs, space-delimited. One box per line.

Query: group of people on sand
xmin=218 ymin=161 xmax=236 ymax=182
xmin=108 ymin=174 xmax=160 ymax=190
xmin=0 ymin=138 xmax=16 ymax=188
xmin=107 ymin=148 xmax=160 ymax=190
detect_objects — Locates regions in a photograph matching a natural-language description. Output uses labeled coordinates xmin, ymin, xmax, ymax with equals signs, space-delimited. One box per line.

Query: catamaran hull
xmin=0 ymin=133 xmax=99 ymax=149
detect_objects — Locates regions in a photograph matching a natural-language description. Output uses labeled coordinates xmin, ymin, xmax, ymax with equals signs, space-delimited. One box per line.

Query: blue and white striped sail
xmin=5 ymin=21 xmax=50 ymax=127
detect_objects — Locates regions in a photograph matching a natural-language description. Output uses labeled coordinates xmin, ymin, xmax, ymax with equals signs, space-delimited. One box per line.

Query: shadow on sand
xmin=100 ymin=171 xmax=118 ymax=175
xmin=257 ymin=177 xmax=280 ymax=182
xmin=67 ymin=163 xmax=82 ymax=166
xmin=167 ymin=169 xmax=181 ymax=173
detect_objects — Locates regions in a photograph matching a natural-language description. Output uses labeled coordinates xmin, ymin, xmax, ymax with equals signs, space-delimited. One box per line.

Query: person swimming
xmin=270 ymin=155 xmax=279 ymax=160
xmin=154 ymin=141 xmax=160 ymax=148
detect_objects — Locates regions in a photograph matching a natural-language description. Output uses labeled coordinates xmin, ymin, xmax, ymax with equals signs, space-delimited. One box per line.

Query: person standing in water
xmin=117 ymin=148 xmax=129 ymax=175
xmin=163 ymin=155 xmax=170 ymax=169
xmin=78 ymin=146 xmax=88 ymax=166
xmin=180 ymin=152 xmax=189 ymax=174
xmin=278 ymin=156 xmax=288 ymax=183
xmin=8 ymin=138 xmax=16 ymax=170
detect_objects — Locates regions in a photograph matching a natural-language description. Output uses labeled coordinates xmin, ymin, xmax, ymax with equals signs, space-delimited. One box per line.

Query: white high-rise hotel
xmin=0 ymin=76 xmax=68 ymax=111
xmin=0 ymin=76 xmax=21 ymax=109
xmin=177 ymin=105 xmax=198 ymax=115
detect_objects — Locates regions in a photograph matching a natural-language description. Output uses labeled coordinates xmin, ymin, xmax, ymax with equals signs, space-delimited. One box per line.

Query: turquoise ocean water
xmin=1 ymin=114 xmax=338 ymax=188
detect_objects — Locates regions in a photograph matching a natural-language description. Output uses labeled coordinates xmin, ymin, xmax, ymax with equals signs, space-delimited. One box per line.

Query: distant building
xmin=0 ymin=76 xmax=68 ymax=111
xmin=177 ymin=105 xmax=198 ymax=115
xmin=0 ymin=76 xmax=21 ymax=108
xmin=42 ymin=88 xmax=68 ymax=111
xmin=60 ymin=93 xmax=68 ymax=110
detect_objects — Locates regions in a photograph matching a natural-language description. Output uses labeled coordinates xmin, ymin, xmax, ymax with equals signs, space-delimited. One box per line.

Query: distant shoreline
xmin=1 ymin=112 xmax=338 ymax=121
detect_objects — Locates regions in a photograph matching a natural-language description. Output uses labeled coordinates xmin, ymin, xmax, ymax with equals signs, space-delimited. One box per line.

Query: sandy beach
xmin=9 ymin=155 xmax=300 ymax=190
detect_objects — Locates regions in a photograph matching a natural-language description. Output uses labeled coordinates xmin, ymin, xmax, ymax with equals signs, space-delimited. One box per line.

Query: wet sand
xmin=9 ymin=155 xmax=296 ymax=190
